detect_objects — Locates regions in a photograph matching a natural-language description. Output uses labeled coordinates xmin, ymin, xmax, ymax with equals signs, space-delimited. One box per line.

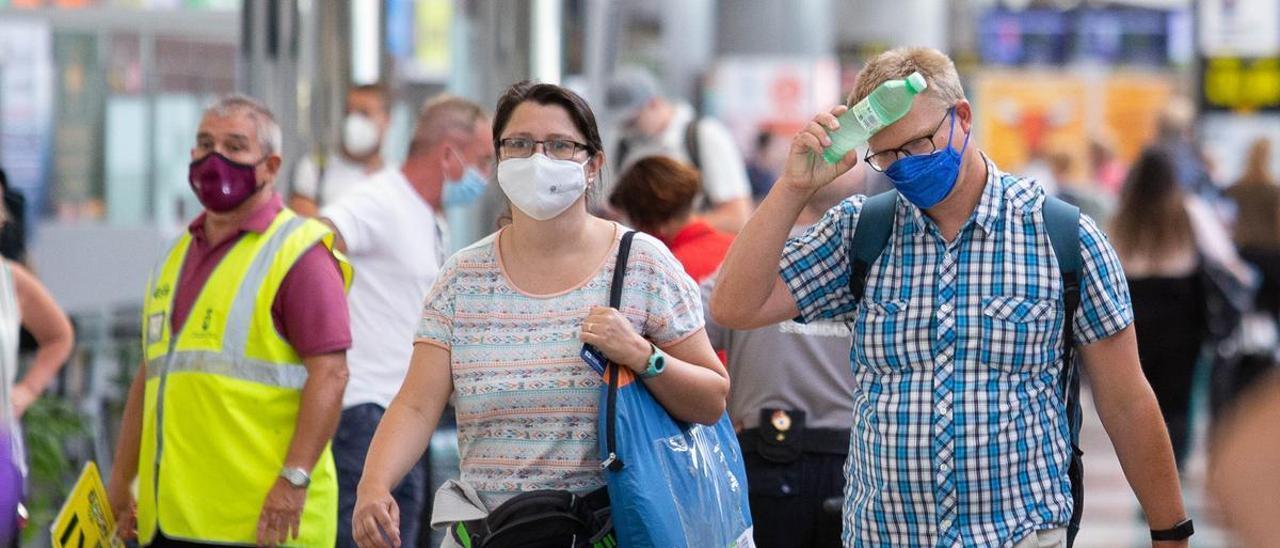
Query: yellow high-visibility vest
xmin=137 ymin=209 xmax=352 ymax=546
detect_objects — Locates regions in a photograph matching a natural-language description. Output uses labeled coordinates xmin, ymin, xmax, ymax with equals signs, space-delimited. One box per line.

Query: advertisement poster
xmin=973 ymin=71 xmax=1088 ymax=177
xmin=706 ymin=56 xmax=841 ymax=156
xmin=975 ymin=70 xmax=1174 ymax=181
xmin=1102 ymin=74 xmax=1176 ymax=162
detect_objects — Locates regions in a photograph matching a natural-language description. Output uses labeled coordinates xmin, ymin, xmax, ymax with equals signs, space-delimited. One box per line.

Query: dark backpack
xmin=616 ymin=118 xmax=702 ymax=172
xmin=849 ymin=190 xmax=1085 ymax=546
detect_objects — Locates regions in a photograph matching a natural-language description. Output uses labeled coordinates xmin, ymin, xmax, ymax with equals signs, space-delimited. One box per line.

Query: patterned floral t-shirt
xmin=416 ymin=223 xmax=704 ymax=508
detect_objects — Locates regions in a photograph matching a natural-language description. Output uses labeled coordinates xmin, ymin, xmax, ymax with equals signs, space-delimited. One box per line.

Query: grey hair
xmin=409 ymin=94 xmax=488 ymax=155
xmin=203 ymin=94 xmax=284 ymax=156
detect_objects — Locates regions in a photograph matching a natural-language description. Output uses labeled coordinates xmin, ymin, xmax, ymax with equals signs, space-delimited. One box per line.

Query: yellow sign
xmin=51 ymin=462 xmax=121 ymax=548
xmin=1204 ymin=57 xmax=1280 ymax=111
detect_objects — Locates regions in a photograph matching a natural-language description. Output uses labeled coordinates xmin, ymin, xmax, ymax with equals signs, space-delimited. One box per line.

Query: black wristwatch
xmin=1150 ymin=518 xmax=1194 ymax=541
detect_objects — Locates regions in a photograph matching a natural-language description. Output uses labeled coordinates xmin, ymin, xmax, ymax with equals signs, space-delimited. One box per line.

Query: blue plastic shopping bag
xmin=598 ymin=365 xmax=754 ymax=547
xmin=592 ymin=231 xmax=754 ymax=547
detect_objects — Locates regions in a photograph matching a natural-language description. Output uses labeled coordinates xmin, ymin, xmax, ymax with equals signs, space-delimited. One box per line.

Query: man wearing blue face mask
xmin=712 ymin=48 xmax=1191 ymax=548
xmin=320 ymin=94 xmax=494 ymax=547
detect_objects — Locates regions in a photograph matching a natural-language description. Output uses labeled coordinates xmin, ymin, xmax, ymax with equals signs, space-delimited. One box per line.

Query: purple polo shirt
xmin=171 ymin=193 xmax=351 ymax=358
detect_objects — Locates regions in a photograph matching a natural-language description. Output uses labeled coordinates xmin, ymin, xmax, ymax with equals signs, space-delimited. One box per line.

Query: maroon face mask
xmin=188 ymin=152 xmax=265 ymax=212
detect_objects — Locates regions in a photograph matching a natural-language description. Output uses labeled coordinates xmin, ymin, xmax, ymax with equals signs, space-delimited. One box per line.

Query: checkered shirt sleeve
xmin=779 ymin=196 xmax=865 ymax=324
xmin=1074 ymin=213 xmax=1134 ymax=345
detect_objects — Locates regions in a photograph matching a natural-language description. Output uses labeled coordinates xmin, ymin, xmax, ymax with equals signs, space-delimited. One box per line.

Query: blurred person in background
xmin=1222 ymin=138 xmax=1280 ymax=405
xmin=1156 ymin=97 xmax=1221 ymax=206
xmin=1110 ymin=148 xmax=1249 ymax=470
xmin=1209 ymin=371 xmax=1280 ymax=548
xmin=606 ymin=67 xmax=754 ymax=233
xmin=1051 ymin=150 xmax=1113 ymax=227
xmin=108 ymin=95 xmax=352 ymax=547
xmin=608 ymin=156 xmax=734 ymax=283
xmin=0 ymin=170 xmax=26 ymax=265
xmin=1089 ymin=135 xmax=1127 ymax=198
xmin=747 ymin=130 xmax=782 ymax=201
xmin=0 ymin=184 xmax=74 ymax=547
xmin=290 ymin=84 xmax=395 ymax=216
xmin=1020 ymin=146 xmax=1059 ymax=196
xmin=353 ymin=81 xmax=728 ymax=548
xmin=701 ymin=164 xmax=863 ymax=548
xmin=713 ymin=47 xmax=1189 ymax=547
xmin=320 ymin=94 xmax=494 ymax=547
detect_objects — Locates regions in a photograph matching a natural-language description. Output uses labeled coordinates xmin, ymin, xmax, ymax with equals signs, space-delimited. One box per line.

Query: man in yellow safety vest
xmin=107 ymin=94 xmax=353 ymax=548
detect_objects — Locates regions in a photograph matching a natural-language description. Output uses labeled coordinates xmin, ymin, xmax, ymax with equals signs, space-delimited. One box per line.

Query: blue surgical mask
xmin=442 ymin=167 xmax=488 ymax=208
xmin=441 ymin=149 xmax=489 ymax=208
xmin=883 ymin=109 xmax=970 ymax=210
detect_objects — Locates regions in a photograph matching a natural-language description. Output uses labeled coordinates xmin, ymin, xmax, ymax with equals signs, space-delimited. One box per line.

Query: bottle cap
xmin=905 ymin=72 xmax=928 ymax=94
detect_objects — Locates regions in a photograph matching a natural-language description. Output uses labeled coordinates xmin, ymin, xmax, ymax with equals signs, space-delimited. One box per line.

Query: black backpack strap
xmin=685 ymin=118 xmax=717 ymax=208
xmin=1043 ymin=196 xmax=1084 ymax=546
xmin=602 ymin=231 xmax=637 ymax=472
xmin=849 ymin=191 xmax=899 ymax=304
xmin=684 ymin=118 xmax=702 ymax=171
xmin=614 ymin=137 xmax=632 ymax=175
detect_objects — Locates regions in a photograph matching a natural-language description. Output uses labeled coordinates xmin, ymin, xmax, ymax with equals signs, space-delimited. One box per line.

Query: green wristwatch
xmin=639 ymin=343 xmax=666 ymax=379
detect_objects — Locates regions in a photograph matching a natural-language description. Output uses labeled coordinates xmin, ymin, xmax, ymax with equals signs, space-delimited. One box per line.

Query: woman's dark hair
xmin=492 ymin=81 xmax=603 ymax=156
xmin=1110 ymin=148 xmax=1193 ymax=262
xmin=609 ymin=156 xmax=701 ymax=234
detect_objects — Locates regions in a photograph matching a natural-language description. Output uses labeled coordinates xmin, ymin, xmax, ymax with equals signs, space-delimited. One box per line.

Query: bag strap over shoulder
xmin=1044 ymin=196 xmax=1082 ymax=393
xmin=609 ymin=231 xmax=637 ymax=309
xmin=849 ymin=190 xmax=899 ymax=304
xmin=1043 ymin=195 xmax=1084 ymax=546
xmin=602 ymin=231 xmax=638 ymax=472
xmin=684 ymin=118 xmax=702 ymax=171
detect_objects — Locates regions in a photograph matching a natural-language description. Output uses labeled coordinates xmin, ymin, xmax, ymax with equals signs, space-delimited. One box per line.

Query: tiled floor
xmin=1074 ymin=387 xmax=1237 ymax=547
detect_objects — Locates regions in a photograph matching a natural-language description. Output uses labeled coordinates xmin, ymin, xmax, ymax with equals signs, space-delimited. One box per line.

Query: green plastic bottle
xmin=823 ymin=71 xmax=928 ymax=164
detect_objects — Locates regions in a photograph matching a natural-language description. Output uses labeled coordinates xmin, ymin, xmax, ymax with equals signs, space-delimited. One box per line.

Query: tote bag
xmin=592 ymin=231 xmax=754 ymax=547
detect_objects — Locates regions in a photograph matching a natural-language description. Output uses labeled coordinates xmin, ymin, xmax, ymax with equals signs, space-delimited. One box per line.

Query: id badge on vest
xmin=148 ymin=312 xmax=166 ymax=344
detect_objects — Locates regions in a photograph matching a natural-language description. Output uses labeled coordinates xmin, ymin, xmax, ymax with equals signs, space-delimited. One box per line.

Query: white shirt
xmin=615 ymin=102 xmax=751 ymax=205
xmin=322 ymin=170 xmax=444 ymax=408
xmin=293 ymin=153 xmax=395 ymax=208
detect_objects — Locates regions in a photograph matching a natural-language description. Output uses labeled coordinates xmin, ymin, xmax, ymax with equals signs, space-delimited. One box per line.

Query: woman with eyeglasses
xmin=351 ymin=81 xmax=728 ymax=548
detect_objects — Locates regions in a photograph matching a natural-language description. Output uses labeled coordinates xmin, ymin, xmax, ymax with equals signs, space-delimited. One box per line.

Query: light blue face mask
xmin=883 ymin=108 xmax=971 ymax=210
xmin=441 ymin=149 xmax=489 ymax=208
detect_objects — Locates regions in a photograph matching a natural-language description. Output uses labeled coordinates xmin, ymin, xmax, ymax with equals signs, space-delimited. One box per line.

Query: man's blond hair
xmin=848 ymin=47 xmax=965 ymax=107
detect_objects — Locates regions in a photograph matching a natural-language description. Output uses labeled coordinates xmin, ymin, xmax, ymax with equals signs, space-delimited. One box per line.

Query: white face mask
xmin=342 ymin=113 xmax=380 ymax=158
xmin=497 ymin=153 xmax=590 ymax=221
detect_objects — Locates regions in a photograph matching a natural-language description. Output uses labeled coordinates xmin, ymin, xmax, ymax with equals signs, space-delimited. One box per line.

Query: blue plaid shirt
xmin=780 ymin=157 xmax=1133 ymax=547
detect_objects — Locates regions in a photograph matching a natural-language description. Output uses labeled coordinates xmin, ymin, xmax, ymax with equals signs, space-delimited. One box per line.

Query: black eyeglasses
xmin=864 ymin=108 xmax=953 ymax=172
xmin=497 ymin=138 xmax=591 ymax=161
